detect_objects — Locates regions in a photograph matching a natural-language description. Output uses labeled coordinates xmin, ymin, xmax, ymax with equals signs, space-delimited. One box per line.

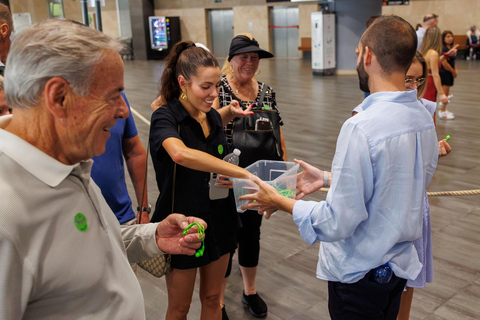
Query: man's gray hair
xmin=4 ymin=20 xmax=124 ymax=109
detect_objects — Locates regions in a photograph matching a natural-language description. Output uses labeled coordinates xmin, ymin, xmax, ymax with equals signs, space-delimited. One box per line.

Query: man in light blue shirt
xmin=240 ymin=16 xmax=438 ymax=319
xmin=416 ymin=13 xmax=438 ymax=50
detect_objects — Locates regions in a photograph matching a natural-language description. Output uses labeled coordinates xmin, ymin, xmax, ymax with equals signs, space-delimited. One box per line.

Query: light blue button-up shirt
xmin=293 ymin=90 xmax=438 ymax=284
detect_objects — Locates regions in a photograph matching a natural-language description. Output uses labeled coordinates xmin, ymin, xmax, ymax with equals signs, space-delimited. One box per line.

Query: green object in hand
xmin=445 ymin=135 xmax=450 ymax=141
xmin=183 ymin=222 xmax=205 ymax=257
xmin=274 ymin=186 xmax=295 ymax=198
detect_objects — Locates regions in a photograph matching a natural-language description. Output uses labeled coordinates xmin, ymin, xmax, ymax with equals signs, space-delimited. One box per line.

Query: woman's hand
xmin=294 ymin=159 xmax=325 ymax=200
xmin=438 ymin=139 xmax=451 ymax=157
xmin=229 ymin=101 xmax=254 ymax=118
xmin=215 ymin=174 xmax=233 ymax=189
xmin=438 ymin=93 xmax=449 ymax=105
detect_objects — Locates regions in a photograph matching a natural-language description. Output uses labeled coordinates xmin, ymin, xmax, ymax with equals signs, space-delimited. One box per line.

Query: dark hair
xmin=0 ymin=4 xmax=13 ymax=35
xmin=360 ymin=15 xmax=417 ymax=75
xmin=159 ymin=41 xmax=219 ymax=103
xmin=366 ymin=16 xmax=380 ymax=28
xmin=442 ymin=30 xmax=454 ymax=48
xmin=416 ymin=23 xmax=422 ymax=30
xmin=413 ymin=51 xmax=428 ymax=98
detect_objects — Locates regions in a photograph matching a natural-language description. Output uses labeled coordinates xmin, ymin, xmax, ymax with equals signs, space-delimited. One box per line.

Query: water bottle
xmin=438 ymin=94 xmax=454 ymax=108
xmin=223 ymin=148 xmax=241 ymax=165
xmin=371 ymin=263 xmax=393 ymax=284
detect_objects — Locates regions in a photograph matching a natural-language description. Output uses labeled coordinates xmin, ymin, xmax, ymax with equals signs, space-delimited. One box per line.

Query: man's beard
xmin=356 ymin=58 xmax=370 ymax=93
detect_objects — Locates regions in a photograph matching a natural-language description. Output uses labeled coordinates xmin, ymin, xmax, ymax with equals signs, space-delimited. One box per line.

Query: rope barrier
xmin=318 ymin=188 xmax=480 ymax=197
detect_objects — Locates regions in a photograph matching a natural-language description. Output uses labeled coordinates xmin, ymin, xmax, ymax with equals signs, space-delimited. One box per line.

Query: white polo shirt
xmin=0 ymin=115 xmax=162 ymax=319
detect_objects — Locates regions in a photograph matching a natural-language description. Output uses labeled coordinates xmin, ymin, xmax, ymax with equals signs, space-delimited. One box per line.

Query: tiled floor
xmin=123 ymin=57 xmax=480 ymax=320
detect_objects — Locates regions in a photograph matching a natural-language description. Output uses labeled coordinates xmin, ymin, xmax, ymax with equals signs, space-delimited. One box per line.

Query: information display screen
xmin=149 ymin=16 xmax=168 ymax=50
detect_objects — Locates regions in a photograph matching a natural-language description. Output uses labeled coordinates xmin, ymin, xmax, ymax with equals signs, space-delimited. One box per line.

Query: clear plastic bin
xmin=231 ymin=160 xmax=299 ymax=213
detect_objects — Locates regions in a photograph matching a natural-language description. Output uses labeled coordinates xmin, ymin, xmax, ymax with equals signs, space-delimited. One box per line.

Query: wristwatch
xmin=137 ymin=204 xmax=152 ymax=213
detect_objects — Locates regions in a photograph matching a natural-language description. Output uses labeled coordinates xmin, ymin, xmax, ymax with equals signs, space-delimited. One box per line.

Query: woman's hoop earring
xmin=180 ymin=88 xmax=187 ymax=100
xmin=255 ymin=69 xmax=261 ymax=75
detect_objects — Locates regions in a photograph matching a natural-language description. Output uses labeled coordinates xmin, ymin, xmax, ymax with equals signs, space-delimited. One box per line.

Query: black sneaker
xmin=221 ymin=305 xmax=229 ymax=320
xmin=242 ymin=292 xmax=268 ymax=318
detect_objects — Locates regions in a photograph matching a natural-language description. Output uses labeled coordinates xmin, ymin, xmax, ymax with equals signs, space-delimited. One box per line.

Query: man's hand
xmin=155 ymin=214 xmax=207 ymax=255
xmin=438 ymin=139 xmax=451 ymax=157
xmin=239 ymin=176 xmax=293 ymax=219
xmin=295 ymin=159 xmax=325 ymax=200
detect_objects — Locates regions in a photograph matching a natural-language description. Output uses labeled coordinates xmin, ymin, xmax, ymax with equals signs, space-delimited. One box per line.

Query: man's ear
xmin=0 ymin=23 xmax=8 ymax=39
xmin=363 ymin=46 xmax=373 ymax=66
xmin=44 ymin=77 xmax=70 ymax=118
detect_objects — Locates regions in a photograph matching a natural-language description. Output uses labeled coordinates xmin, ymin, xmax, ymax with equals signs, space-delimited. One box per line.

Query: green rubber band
xmin=274 ymin=186 xmax=295 ymax=198
xmin=183 ymin=222 xmax=205 ymax=257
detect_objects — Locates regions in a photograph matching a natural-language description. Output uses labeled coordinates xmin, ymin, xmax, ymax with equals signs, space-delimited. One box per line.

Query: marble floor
xmin=122 ymin=57 xmax=480 ymax=320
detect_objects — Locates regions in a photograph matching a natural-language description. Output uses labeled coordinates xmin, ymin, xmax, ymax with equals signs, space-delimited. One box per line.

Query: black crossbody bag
xmin=229 ymin=83 xmax=284 ymax=168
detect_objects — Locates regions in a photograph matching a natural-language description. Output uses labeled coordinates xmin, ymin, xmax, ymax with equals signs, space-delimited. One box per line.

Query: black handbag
xmin=230 ymin=84 xmax=284 ymax=168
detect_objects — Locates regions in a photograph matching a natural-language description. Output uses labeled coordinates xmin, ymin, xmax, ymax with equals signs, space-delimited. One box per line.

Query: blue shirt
xmin=293 ymin=90 xmax=438 ymax=283
xmin=416 ymin=28 xmax=426 ymax=50
xmin=91 ymin=92 xmax=139 ymax=224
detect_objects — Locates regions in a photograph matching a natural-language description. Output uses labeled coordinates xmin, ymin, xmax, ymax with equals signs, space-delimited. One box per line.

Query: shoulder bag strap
xmin=256 ymin=83 xmax=267 ymax=109
xmin=138 ymin=130 xmax=150 ymax=224
xmin=171 ymin=125 xmax=179 ymax=213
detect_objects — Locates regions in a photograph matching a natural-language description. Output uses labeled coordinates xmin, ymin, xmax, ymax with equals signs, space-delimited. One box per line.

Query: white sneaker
xmin=438 ymin=110 xmax=455 ymax=120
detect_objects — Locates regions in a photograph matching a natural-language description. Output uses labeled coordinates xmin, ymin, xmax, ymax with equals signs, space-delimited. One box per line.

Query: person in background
xmin=386 ymin=51 xmax=450 ymax=320
xmin=415 ymin=23 xmax=422 ymax=31
xmin=91 ymin=91 xmax=151 ymax=226
xmin=0 ymin=19 xmax=206 ymax=319
xmin=0 ymin=76 xmax=11 ymax=116
xmin=420 ymin=26 xmax=450 ymax=117
xmin=149 ymin=40 xmax=252 ymax=320
xmin=151 ymin=43 xmax=211 ymax=112
xmin=239 ymin=16 xmax=439 ymax=320
xmin=438 ymin=30 xmax=458 ymax=119
xmin=416 ymin=13 xmax=438 ymax=50
xmin=213 ymin=33 xmax=287 ymax=319
xmin=466 ymin=25 xmax=480 ymax=60
xmin=0 ymin=3 xmax=12 ymax=75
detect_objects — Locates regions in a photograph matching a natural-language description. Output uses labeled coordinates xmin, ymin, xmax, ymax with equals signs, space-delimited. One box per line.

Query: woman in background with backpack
xmin=213 ymin=34 xmax=287 ymax=320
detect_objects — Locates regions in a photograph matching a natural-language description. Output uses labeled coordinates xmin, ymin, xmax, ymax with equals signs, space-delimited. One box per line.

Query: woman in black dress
xmin=439 ymin=30 xmax=458 ymax=120
xmin=150 ymin=41 xmax=252 ymax=320
xmin=213 ymin=34 xmax=287 ymax=319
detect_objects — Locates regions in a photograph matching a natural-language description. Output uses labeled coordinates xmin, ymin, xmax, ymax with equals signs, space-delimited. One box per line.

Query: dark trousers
xmin=328 ymin=269 xmax=407 ymax=320
xmin=225 ymin=209 xmax=263 ymax=277
xmin=237 ymin=209 xmax=263 ymax=267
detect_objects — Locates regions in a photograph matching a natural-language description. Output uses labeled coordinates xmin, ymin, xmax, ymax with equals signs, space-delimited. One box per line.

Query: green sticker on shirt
xmin=74 ymin=213 xmax=88 ymax=232
xmin=218 ymin=144 xmax=224 ymax=155
xmin=264 ymin=104 xmax=270 ymax=110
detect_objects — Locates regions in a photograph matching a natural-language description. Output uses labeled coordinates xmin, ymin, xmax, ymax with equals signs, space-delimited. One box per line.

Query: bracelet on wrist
xmin=137 ymin=204 xmax=152 ymax=213
xmin=323 ymin=171 xmax=329 ymax=188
